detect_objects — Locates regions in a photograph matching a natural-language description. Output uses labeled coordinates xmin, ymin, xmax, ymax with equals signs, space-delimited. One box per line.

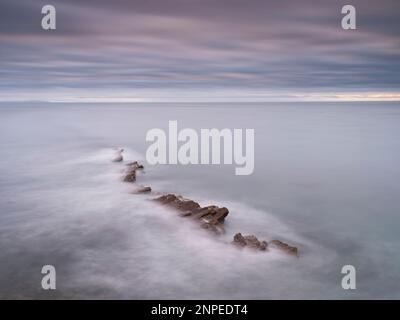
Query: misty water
xmin=0 ymin=102 xmax=399 ymax=299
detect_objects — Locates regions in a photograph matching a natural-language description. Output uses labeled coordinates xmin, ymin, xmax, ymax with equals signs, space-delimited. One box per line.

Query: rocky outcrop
xmin=123 ymin=161 xmax=143 ymax=182
xmin=269 ymin=240 xmax=298 ymax=256
xmin=154 ymin=194 xmax=229 ymax=234
xmin=233 ymin=233 xmax=268 ymax=251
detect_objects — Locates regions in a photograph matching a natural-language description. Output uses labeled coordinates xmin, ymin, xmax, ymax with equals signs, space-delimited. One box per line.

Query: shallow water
xmin=0 ymin=102 xmax=399 ymax=299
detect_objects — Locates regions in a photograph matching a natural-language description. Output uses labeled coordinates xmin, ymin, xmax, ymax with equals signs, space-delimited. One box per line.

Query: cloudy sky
xmin=1 ymin=0 xmax=399 ymax=102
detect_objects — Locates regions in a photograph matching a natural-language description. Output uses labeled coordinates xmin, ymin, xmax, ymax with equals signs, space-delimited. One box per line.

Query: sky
xmin=0 ymin=0 xmax=400 ymax=102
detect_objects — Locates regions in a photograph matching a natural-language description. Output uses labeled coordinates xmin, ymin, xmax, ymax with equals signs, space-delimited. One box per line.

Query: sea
xmin=0 ymin=102 xmax=399 ymax=299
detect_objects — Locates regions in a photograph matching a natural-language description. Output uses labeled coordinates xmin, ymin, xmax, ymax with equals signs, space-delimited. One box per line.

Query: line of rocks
xmin=114 ymin=150 xmax=298 ymax=256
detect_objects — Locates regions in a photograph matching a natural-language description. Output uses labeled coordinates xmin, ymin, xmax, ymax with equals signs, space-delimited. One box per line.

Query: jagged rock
xmin=123 ymin=168 xmax=136 ymax=182
xmin=154 ymin=194 xmax=201 ymax=212
xmin=270 ymin=240 xmax=298 ymax=256
xmin=126 ymin=161 xmax=144 ymax=170
xmin=155 ymin=194 xmax=179 ymax=204
xmin=192 ymin=206 xmax=229 ymax=224
xmin=233 ymin=233 xmax=268 ymax=251
xmin=212 ymin=207 xmax=229 ymax=223
xmin=200 ymin=222 xmax=225 ymax=234
xmin=154 ymin=194 xmax=229 ymax=235
xmin=123 ymin=161 xmax=144 ymax=182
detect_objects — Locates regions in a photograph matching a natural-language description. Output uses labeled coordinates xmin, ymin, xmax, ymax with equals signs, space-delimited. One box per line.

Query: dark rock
xmin=123 ymin=168 xmax=136 ymax=182
xmin=192 ymin=206 xmax=229 ymax=225
xmin=154 ymin=194 xmax=229 ymax=235
xmin=154 ymin=194 xmax=178 ymax=204
xmin=213 ymin=207 xmax=229 ymax=223
xmin=155 ymin=194 xmax=201 ymax=212
xmin=200 ymin=222 xmax=225 ymax=234
xmin=191 ymin=206 xmax=218 ymax=220
xmin=126 ymin=161 xmax=144 ymax=170
xmin=175 ymin=199 xmax=201 ymax=212
xmin=136 ymin=186 xmax=152 ymax=193
xmin=270 ymin=240 xmax=298 ymax=256
xmin=123 ymin=161 xmax=144 ymax=182
xmin=233 ymin=233 xmax=268 ymax=251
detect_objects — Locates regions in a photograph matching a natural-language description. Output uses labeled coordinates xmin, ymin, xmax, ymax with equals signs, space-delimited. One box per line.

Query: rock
xmin=112 ymin=148 xmax=124 ymax=162
xmin=154 ymin=194 xmax=201 ymax=212
xmin=213 ymin=207 xmax=229 ymax=223
xmin=126 ymin=161 xmax=144 ymax=170
xmin=136 ymin=186 xmax=152 ymax=193
xmin=123 ymin=161 xmax=144 ymax=182
xmin=123 ymin=167 xmax=136 ymax=182
xmin=175 ymin=199 xmax=201 ymax=212
xmin=233 ymin=233 xmax=268 ymax=251
xmin=192 ymin=206 xmax=229 ymax=225
xmin=200 ymin=222 xmax=225 ymax=234
xmin=270 ymin=239 xmax=298 ymax=256
xmin=112 ymin=154 xmax=123 ymax=162
xmin=154 ymin=194 xmax=180 ymax=205
xmin=154 ymin=194 xmax=229 ymax=235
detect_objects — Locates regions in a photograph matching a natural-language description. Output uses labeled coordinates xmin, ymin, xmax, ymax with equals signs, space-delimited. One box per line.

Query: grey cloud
xmin=0 ymin=0 xmax=399 ymax=100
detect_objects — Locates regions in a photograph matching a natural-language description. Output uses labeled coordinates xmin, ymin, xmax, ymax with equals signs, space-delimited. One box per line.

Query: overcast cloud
xmin=0 ymin=0 xmax=399 ymax=101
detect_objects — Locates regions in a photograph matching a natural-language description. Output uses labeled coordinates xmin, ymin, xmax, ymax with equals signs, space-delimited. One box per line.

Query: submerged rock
xmin=233 ymin=233 xmax=268 ymax=251
xmin=112 ymin=148 xmax=124 ymax=162
xmin=270 ymin=239 xmax=298 ymax=256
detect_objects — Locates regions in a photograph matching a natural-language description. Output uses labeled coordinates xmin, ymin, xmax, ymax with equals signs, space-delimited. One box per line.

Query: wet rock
xmin=123 ymin=168 xmax=136 ymax=182
xmin=112 ymin=154 xmax=123 ymax=162
xmin=213 ymin=207 xmax=229 ymax=223
xmin=154 ymin=194 xmax=229 ymax=235
xmin=270 ymin=239 xmax=298 ymax=256
xmin=126 ymin=161 xmax=144 ymax=170
xmin=192 ymin=206 xmax=229 ymax=224
xmin=123 ymin=161 xmax=144 ymax=182
xmin=155 ymin=194 xmax=180 ymax=205
xmin=136 ymin=186 xmax=152 ymax=193
xmin=200 ymin=222 xmax=225 ymax=234
xmin=112 ymin=148 xmax=124 ymax=162
xmin=233 ymin=233 xmax=268 ymax=251
xmin=154 ymin=194 xmax=201 ymax=212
